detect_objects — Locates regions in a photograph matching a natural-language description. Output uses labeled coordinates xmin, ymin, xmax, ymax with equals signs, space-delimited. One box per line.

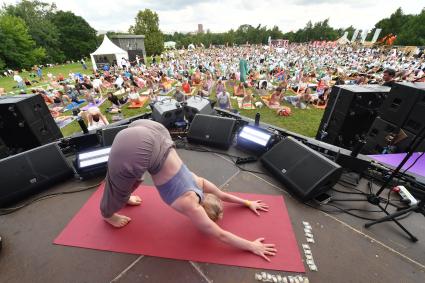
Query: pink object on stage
xmin=54 ymin=184 xmax=305 ymax=272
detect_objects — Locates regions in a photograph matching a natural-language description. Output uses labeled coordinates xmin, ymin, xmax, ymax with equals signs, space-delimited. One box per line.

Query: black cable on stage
xmin=305 ymin=202 xmax=413 ymax=221
xmin=0 ymin=181 xmax=102 ymax=216
xmin=175 ymin=139 xmax=269 ymax=175
xmin=401 ymin=152 xmax=424 ymax=175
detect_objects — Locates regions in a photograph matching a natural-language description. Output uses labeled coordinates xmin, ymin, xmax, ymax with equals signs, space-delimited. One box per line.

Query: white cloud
xmin=2 ymin=0 xmax=423 ymax=33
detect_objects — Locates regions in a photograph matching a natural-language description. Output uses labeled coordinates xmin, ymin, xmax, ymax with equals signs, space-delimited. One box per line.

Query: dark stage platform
xmin=0 ymin=144 xmax=424 ymax=283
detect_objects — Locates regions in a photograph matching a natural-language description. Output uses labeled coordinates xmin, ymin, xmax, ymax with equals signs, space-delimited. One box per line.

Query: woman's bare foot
xmin=104 ymin=213 xmax=131 ymax=228
xmin=127 ymin=195 xmax=142 ymax=206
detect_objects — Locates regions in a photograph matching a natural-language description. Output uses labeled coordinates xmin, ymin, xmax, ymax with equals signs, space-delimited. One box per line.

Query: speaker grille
xmin=261 ymin=137 xmax=342 ymax=201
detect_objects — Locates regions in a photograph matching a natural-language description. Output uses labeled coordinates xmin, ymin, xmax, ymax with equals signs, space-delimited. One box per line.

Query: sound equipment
xmin=187 ymin=114 xmax=236 ymax=149
xmin=101 ymin=125 xmax=128 ymax=146
xmin=378 ymin=82 xmax=425 ymax=126
xmin=0 ymin=95 xmax=63 ymax=153
xmin=0 ymin=142 xmax=74 ymax=207
xmin=362 ymin=117 xmax=399 ymax=154
xmin=396 ymin=129 xmax=425 ymax=153
xmin=151 ymin=98 xmax=184 ymax=128
xmin=316 ymin=85 xmax=389 ymax=150
xmin=403 ymin=102 xmax=425 ymax=135
xmin=261 ymin=137 xmax=343 ymax=201
xmin=184 ymin=96 xmax=214 ymax=122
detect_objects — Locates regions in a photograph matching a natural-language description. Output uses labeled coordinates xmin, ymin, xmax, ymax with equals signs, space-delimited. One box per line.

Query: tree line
xmin=0 ymin=0 xmax=98 ymax=70
xmin=164 ymin=8 xmax=425 ymax=48
xmin=1 ymin=1 xmax=424 ymax=71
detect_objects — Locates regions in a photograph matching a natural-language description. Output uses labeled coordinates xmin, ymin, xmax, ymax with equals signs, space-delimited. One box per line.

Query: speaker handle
xmin=159 ymin=97 xmax=173 ymax=104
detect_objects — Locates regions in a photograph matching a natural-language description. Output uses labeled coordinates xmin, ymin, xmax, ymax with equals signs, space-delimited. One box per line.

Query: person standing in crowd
xmin=382 ymin=68 xmax=396 ymax=87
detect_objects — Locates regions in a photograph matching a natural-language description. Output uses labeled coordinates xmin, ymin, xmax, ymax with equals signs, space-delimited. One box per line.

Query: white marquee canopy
xmin=90 ymin=35 xmax=128 ymax=70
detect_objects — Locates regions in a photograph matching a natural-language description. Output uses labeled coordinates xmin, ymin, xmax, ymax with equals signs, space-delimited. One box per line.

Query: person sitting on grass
xmin=234 ymin=82 xmax=246 ymax=97
xmin=128 ymin=86 xmax=143 ymax=106
xmin=100 ymin=119 xmax=277 ymax=262
xmin=182 ymin=78 xmax=192 ymax=94
xmin=217 ymin=91 xmax=232 ymax=110
xmin=269 ymin=87 xmax=283 ymax=107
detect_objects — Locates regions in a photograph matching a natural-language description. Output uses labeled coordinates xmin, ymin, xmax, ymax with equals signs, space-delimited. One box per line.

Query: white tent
xmin=164 ymin=41 xmax=176 ymax=49
xmin=90 ymin=35 xmax=129 ymax=70
xmin=336 ymin=32 xmax=350 ymax=45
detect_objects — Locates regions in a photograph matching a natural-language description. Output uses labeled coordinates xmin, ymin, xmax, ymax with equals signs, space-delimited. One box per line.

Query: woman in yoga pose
xmin=100 ymin=119 xmax=277 ymax=261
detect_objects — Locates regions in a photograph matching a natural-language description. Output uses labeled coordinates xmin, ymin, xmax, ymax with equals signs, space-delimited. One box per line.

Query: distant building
xmin=198 ymin=24 xmax=204 ymax=34
xmin=110 ymin=35 xmax=147 ymax=64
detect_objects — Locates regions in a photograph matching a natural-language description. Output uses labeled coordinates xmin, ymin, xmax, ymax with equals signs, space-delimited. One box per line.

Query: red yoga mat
xmin=54 ymin=184 xmax=305 ymax=272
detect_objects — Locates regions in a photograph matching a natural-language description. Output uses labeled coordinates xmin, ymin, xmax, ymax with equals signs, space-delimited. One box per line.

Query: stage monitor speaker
xmin=0 ymin=142 xmax=74 ymax=207
xmin=187 ymin=114 xmax=236 ymax=149
xmin=261 ymin=137 xmax=343 ymax=202
xmin=151 ymin=98 xmax=184 ymax=128
xmin=403 ymin=102 xmax=425 ymax=136
xmin=184 ymin=96 xmax=214 ymax=122
xmin=378 ymin=82 xmax=424 ymax=126
xmin=316 ymin=85 xmax=389 ymax=150
xmin=396 ymin=129 xmax=425 ymax=153
xmin=0 ymin=94 xmax=63 ymax=153
xmin=101 ymin=125 xmax=128 ymax=146
xmin=361 ymin=117 xmax=399 ymax=154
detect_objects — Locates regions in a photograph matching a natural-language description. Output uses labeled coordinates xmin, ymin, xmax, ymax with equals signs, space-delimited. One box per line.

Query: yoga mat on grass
xmin=80 ymin=98 xmax=107 ymax=111
xmin=127 ymin=96 xmax=149 ymax=109
xmin=56 ymin=116 xmax=77 ymax=128
xmin=237 ymin=97 xmax=256 ymax=110
xmin=62 ymin=100 xmax=86 ymax=112
xmin=54 ymin=184 xmax=305 ymax=272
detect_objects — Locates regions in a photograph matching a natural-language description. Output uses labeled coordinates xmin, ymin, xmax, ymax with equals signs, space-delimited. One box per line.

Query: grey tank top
xmin=156 ymin=164 xmax=204 ymax=205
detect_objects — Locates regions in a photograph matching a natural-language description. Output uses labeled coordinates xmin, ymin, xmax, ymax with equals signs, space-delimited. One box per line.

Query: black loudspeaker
xmin=151 ymin=98 xmax=184 ymax=128
xmin=187 ymin=114 xmax=236 ymax=149
xmin=0 ymin=142 xmax=74 ymax=207
xmin=101 ymin=124 xmax=128 ymax=146
xmin=261 ymin=137 xmax=343 ymax=201
xmin=184 ymin=96 xmax=214 ymax=122
xmin=0 ymin=94 xmax=63 ymax=153
xmin=396 ymin=129 xmax=425 ymax=153
xmin=362 ymin=117 xmax=399 ymax=154
xmin=378 ymin=82 xmax=424 ymax=126
xmin=403 ymin=102 xmax=425 ymax=135
xmin=316 ymin=85 xmax=389 ymax=150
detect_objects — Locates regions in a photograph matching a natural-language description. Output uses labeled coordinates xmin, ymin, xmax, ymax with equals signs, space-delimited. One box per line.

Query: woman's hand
xmin=246 ymin=200 xmax=269 ymax=215
xmin=250 ymin=238 xmax=277 ymax=262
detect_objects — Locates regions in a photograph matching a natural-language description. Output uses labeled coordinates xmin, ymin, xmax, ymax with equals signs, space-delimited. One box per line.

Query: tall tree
xmin=396 ymin=8 xmax=425 ymax=46
xmin=375 ymin=7 xmax=412 ymax=39
xmin=129 ymin=9 xmax=164 ymax=56
xmin=4 ymin=0 xmax=64 ymax=63
xmin=50 ymin=11 xmax=98 ymax=61
xmin=0 ymin=14 xmax=45 ymax=69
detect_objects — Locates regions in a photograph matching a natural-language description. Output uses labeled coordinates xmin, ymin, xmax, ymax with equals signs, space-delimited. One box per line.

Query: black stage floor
xmin=1 ymin=145 xmax=424 ymax=283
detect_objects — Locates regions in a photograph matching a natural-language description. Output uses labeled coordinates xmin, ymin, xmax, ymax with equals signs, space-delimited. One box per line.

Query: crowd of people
xmin=2 ymin=43 xmax=424 ymax=130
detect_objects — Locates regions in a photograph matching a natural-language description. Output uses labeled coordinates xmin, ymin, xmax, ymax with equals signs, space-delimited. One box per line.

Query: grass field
xmin=0 ymin=62 xmax=93 ymax=94
xmin=1 ymin=63 xmax=324 ymax=138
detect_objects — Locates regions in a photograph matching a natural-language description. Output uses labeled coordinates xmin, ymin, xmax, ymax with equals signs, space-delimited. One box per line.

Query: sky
xmin=2 ymin=0 xmax=424 ymax=34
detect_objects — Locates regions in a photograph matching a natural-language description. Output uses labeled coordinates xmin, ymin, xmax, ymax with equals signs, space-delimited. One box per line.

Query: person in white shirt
xmin=13 ymin=72 xmax=24 ymax=89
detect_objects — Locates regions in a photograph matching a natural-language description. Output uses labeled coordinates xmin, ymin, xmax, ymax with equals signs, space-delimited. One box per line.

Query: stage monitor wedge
xmin=0 ymin=143 xmax=74 ymax=207
xmin=261 ymin=137 xmax=343 ymax=202
xmin=187 ymin=114 xmax=236 ymax=149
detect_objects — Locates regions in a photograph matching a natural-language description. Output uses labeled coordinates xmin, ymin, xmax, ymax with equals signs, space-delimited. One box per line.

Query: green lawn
xmin=0 ymin=62 xmax=93 ymax=94
xmin=1 ymin=62 xmax=323 ymax=138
